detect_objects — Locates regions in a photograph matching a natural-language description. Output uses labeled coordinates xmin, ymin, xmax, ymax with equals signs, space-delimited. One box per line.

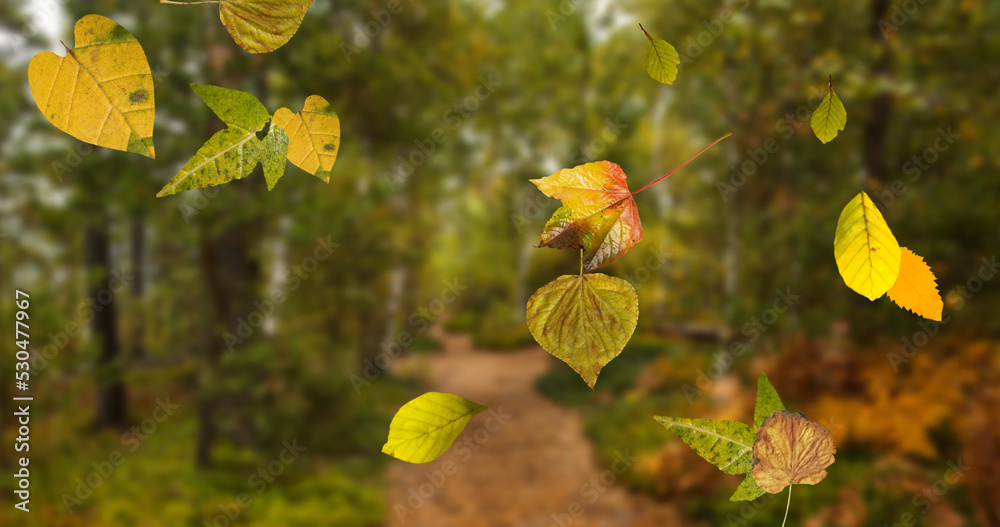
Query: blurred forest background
xmin=1 ymin=0 xmax=999 ymax=525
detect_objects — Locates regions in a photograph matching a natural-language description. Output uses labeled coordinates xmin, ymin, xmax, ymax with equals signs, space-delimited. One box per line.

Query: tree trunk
xmin=129 ymin=211 xmax=147 ymax=360
xmin=86 ymin=217 xmax=127 ymax=428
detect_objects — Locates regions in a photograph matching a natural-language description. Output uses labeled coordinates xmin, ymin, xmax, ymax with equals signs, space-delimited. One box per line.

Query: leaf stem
xmin=631 ymin=132 xmax=732 ymax=195
xmin=638 ymin=23 xmax=653 ymax=41
xmin=160 ymin=0 xmax=219 ymax=5
xmin=780 ymin=485 xmax=792 ymax=527
xmin=579 ymin=249 xmax=584 ymax=276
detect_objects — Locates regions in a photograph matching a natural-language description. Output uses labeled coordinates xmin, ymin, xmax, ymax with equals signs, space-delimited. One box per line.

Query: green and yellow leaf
xmin=272 ymin=95 xmax=341 ymax=183
xmin=887 ymin=247 xmax=943 ymax=321
xmin=531 ymin=162 xmax=643 ymax=272
xmin=732 ymin=373 xmax=788 ymax=502
xmin=639 ymin=24 xmax=680 ymax=85
xmin=156 ymin=84 xmax=288 ymax=197
xmin=810 ymin=82 xmax=847 ymax=143
xmin=653 ymin=417 xmax=754 ymax=475
xmin=833 ymin=191 xmax=901 ymax=300
xmin=526 ymin=273 xmax=638 ymax=388
xmin=28 ymin=14 xmax=155 ymax=158
xmin=382 ymin=392 xmax=487 ymax=464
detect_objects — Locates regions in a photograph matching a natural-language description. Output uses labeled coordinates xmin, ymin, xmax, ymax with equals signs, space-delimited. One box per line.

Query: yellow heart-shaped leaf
xmin=272 ymin=95 xmax=340 ymax=183
xmin=28 ymin=15 xmax=155 ymax=158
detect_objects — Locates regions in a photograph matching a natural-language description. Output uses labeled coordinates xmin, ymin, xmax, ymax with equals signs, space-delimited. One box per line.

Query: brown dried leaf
xmin=751 ymin=411 xmax=836 ymax=494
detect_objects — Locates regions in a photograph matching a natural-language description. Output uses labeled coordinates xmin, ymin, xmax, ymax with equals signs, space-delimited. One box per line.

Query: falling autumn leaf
xmin=531 ymin=161 xmax=643 ymax=272
xmin=639 ymin=23 xmax=680 ymax=85
xmin=751 ymin=411 xmax=836 ymax=494
xmin=272 ymin=95 xmax=341 ymax=183
xmin=833 ymin=191 xmax=901 ymax=300
xmin=526 ymin=273 xmax=638 ymax=388
xmin=156 ymin=84 xmax=289 ymax=197
xmin=28 ymin=14 xmax=156 ymax=158
xmin=162 ymin=0 xmax=314 ymax=54
xmin=887 ymin=247 xmax=943 ymax=321
xmin=382 ymin=392 xmax=487 ymax=463
xmin=811 ymin=76 xmax=847 ymax=143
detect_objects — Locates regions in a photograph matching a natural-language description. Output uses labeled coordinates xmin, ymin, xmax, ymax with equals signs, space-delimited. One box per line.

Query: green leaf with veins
xmin=382 ymin=392 xmax=487 ymax=463
xmin=810 ymin=77 xmax=847 ymax=143
xmin=526 ymin=273 xmax=639 ymax=388
xmin=156 ymin=84 xmax=289 ymax=197
xmin=640 ymin=23 xmax=680 ymax=85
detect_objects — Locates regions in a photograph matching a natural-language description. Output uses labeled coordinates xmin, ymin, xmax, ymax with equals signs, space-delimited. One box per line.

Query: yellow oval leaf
xmin=28 ymin=15 xmax=155 ymax=158
xmin=219 ymin=0 xmax=314 ymax=53
xmin=887 ymin=247 xmax=943 ymax=321
xmin=272 ymin=95 xmax=340 ymax=183
xmin=833 ymin=191 xmax=901 ymax=300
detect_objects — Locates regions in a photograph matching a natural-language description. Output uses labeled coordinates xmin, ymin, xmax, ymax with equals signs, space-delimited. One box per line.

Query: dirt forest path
xmin=385 ymin=328 xmax=679 ymax=527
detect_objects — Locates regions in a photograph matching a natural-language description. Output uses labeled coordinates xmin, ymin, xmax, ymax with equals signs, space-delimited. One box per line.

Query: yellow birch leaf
xmin=272 ymin=95 xmax=340 ymax=183
xmin=887 ymin=247 xmax=943 ymax=321
xmin=833 ymin=192 xmax=901 ymax=300
xmin=28 ymin=15 xmax=155 ymax=158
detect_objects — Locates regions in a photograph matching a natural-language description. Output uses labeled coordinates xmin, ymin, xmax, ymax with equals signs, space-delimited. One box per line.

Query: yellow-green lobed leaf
xmin=654 ymin=417 xmax=754 ymax=475
xmin=811 ymin=88 xmax=847 ymax=143
xmin=640 ymin=24 xmax=680 ymax=85
xmin=730 ymin=373 xmax=788 ymax=502
xmin=833 ymin=192 xmax=901 ymax=300
xmin=382 ymin=392 xmax=488 ymax=464
xmin=526 ymin=273 xmax=639 ymax=388
xmin=156 ymin=84 xmax=288 ymax=197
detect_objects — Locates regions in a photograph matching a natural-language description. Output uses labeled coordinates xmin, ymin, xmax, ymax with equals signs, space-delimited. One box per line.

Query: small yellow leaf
xmin=28 ymin=15 xmax=155 ymax=158
xmin=810 ymin=80 xmax=847 ymax=144
xmin=271 ymin=95 xmax=340 ymax=183
xmin=887 ymin=248 xmax=943 ymax=321
xmin=751 ymin=411 xmax=836 ymax=494
xmin=833 ymin=192 xmax=901 ymax=300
